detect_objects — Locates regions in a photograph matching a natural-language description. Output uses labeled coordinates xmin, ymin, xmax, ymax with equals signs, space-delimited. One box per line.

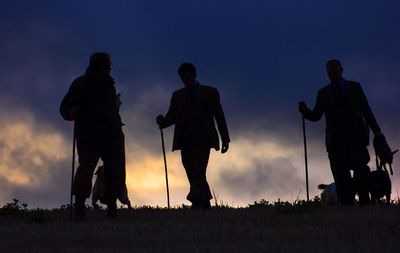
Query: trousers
xmin=73 ymin=131 xmax=126 ymax=202
xmin=181 ymin=142 xmax=212 ymax=206
xmin=328 ymin=143 xmax=371 ymax=205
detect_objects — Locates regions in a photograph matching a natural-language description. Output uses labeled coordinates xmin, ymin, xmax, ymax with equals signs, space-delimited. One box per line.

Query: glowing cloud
xmin=0 ymin=109 xmax=70 ymax=205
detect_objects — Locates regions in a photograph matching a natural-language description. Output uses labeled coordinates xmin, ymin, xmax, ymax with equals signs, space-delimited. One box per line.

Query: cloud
xmin=206 ymin=135 xmax=326 ymax=205
xmin=1 ymin=99 xmax=400 ymax=208
xmin=1 ymin=0 xmax=400 ymax=208
xmin=0 ymin=106 xmax=71 ymax=207
xmin=0 ymin=115 xmax=67 ymax=184
xmin=218 ymin=157 xmax=304 ymax=198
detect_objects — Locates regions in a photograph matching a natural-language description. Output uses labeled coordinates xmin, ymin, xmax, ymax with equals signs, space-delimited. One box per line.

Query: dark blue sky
xmin=2 ymin=1 xmax=400 ymax=124
xmin=1 ymin=1 xmax=399 ymax=207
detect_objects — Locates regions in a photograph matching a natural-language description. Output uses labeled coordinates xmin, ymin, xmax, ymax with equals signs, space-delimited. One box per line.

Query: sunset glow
xmin=1 ymin=1 xmax=399 ymax=208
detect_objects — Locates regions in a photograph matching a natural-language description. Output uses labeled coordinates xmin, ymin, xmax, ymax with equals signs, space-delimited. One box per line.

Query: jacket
xmin=60 ymin=73 xmax=123 ymax=141
xmin=161 ymin=83 xmax=230 ymax=151
xmin=303 ymin=80 xmax=381 ymax=152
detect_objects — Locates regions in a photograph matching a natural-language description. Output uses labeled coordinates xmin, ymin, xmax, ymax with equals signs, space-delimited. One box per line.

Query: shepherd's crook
xmin=160 ymin=128 xmax=170 ymax=209
xmin=302 ymin=116 xmax=310 ymax=202
xmin=70 ymin=124 xmax=76 ymax=221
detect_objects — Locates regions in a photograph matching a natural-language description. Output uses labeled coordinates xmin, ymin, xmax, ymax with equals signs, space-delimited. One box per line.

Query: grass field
xmin=1 ymin=199 xmax=400 ymax=253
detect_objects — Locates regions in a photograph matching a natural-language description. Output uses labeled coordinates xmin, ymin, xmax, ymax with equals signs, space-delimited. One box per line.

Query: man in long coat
xmin=60 ymin=52 xmax=126 ymax=218
xmin=157 ymin=63 xmax=230 ymax=209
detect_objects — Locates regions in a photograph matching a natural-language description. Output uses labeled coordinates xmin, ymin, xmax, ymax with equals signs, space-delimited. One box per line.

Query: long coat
xmin=161 ymin=83 xmax=230 ymax=151
xmin=60 ymin=74 xmax=123 ymax=141
xmin=303 ymin=80 xmax=381 ymax=152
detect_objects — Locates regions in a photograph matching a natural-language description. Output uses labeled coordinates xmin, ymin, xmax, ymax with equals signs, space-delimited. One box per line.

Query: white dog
xmin=318 ymin=183 xmax=338 ymax=206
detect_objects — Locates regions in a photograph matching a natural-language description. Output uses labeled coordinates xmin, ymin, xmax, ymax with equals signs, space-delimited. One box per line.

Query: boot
xmin=107 ymin=199 xmax=117 ymax=218
xmin=202 ymin=200 xmax=212 ymax=210
xmin=74 ymin=195 xmax=86 ymax=221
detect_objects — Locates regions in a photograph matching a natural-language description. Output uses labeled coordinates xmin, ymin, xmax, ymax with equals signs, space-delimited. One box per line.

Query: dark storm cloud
xmin=1 ymin=0 xmax=399 ymax=128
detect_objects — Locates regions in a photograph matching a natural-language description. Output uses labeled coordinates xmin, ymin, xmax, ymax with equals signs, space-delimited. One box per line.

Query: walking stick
xmin=70 ymin=124 xmax=76 ymax=221
xmin=160 ymin=128 xmax=171 ymax=209
xmin=302 ymin=116 xmax=310 ymax=202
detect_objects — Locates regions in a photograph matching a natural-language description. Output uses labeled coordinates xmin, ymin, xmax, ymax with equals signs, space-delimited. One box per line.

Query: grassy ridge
xmin=1 ymin=199 xmax=400 ymax=253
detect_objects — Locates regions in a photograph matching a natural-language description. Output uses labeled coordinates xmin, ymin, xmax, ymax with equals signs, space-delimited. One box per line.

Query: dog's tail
xmin=318 ymin=184 xmax=328 ymax=190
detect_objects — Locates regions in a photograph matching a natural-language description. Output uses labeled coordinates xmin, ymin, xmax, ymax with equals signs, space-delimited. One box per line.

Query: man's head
xmin=326 ymin=59 xmax=343 ymax=83
xmin=88 ymin=52 xmax=112 ymax=76
xmin=178 ymin=63 xmax=197 ymax=87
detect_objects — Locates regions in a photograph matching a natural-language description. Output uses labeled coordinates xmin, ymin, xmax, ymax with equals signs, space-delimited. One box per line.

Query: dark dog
xmin=369 ymin=149 xmax=398 ymax=205
xmin=370 ymin=167 xmax=391 ymax=205
xmin=370 ymin=144 xmax=398 ymax=204
xmin=318 ymin=168 xmax=392 ymax=205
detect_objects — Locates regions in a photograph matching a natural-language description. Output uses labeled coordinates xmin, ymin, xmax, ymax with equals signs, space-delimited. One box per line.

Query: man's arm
xmin=157 ymin=92 xmax=176 ymax=129
xmin=357 ymin=84 xmax=394 ymax=166
xmin=60 ymin=79 xmax=85 ymax=121
xmin=299 ymin=91 xmax=324 ymax=122
xmin=357 ymin=84 xmax=382 ymax=135
xmin=212 ymin=88 xmax=230 ymax=153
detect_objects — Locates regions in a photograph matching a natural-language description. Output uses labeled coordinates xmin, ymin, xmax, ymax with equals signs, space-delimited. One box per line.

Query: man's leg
xmin=351 ymin=147 xmax=371 ymax=205
xmin=353 ymin=165 xmax=371 ymax=205
xmin=328 ymin=151 xmax=354 ymax=205
xmin=181 ymin=147 xmax=197 ymax=207
xmin=73 ymin=139 xmax=100 ymax=218
xmin=101 ymin=132 xmax=126 ymax=217
xmin=181 ymin=143 xmax=212 ymax=209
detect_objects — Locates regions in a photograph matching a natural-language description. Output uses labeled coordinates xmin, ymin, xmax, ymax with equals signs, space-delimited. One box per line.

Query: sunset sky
xmin=1 ymin=1 xmax=399 ymax=208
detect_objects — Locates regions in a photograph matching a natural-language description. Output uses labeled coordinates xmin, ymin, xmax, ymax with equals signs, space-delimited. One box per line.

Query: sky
xmin=0 ymin=0 xmax=399 ymax=208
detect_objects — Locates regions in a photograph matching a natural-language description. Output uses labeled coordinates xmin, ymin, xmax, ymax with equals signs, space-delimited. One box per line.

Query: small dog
xmin=318 ymin=168 xmax=392 ymax=205
xmin=92 ymin=165 xmax=132 ymax=209
xmin=318 ymin=183 xmax=338 ymax=205
xmin=370 ymin=147 xmax=397 ymax=204
xmin=370 ymin=167 xmax=391 ymax=205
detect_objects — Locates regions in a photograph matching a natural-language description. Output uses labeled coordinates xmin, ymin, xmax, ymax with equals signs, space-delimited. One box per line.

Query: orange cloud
xmin=124 ymin=147 xmax=189 ymax=206
xmin=0 ymin=117 xmax=68 ymax=187
xmin=1 ymin=108 xmax=399 ymax=208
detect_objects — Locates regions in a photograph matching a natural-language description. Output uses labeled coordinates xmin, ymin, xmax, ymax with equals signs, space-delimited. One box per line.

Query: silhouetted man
xmin=60 ymin=52 xmax=126 ymax=218
xmin=156 ymin=63 xmax=230 ymax=209
xmin=298 ymin=59 xmax=387 ymax=205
